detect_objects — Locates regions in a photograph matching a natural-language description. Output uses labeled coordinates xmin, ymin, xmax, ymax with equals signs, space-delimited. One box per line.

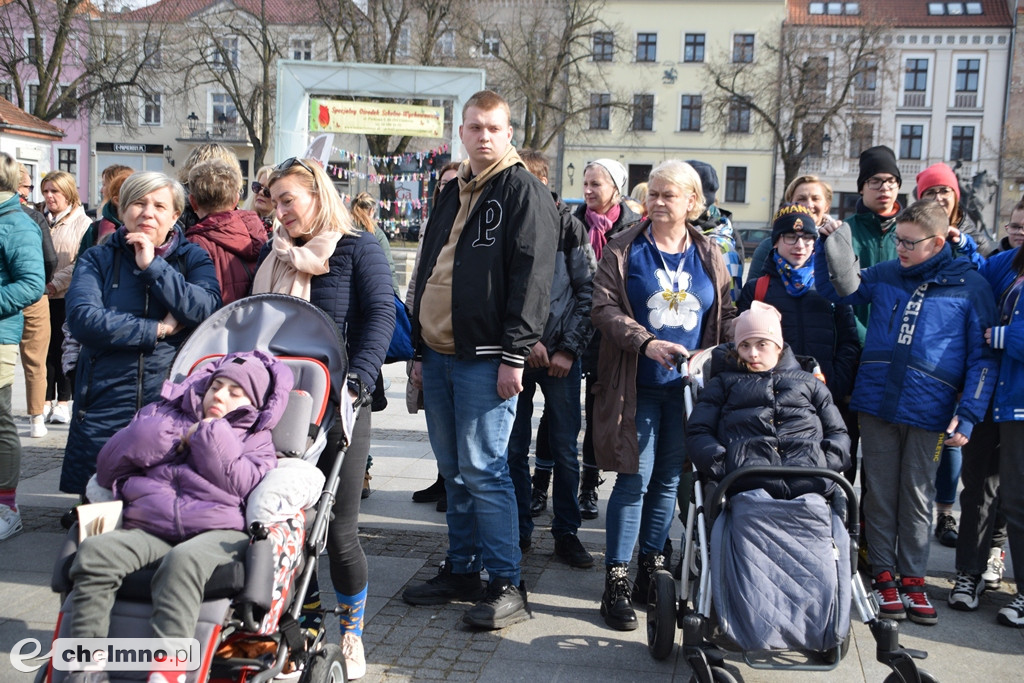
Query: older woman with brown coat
xmin=591 ymin=160 xmax=735 ymax=632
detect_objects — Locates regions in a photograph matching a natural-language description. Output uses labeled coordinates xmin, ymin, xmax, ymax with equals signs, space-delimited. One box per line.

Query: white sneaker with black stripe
xmin=998 ymin=593 xmax=1024 ymax=628
xmin=982 ymin=547 xmax=1005 ymax=591
xmin=948 ymin=572 xmax=983 ymax=611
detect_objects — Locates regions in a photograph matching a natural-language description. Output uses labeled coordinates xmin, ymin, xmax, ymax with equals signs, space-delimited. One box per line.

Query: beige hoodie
xmin=419 ymin=146 xmax=523 ymax=354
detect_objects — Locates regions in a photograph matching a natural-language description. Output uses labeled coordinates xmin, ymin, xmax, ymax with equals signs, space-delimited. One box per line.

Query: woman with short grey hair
xmin=60 ymin=171 xmax=221 ymax=496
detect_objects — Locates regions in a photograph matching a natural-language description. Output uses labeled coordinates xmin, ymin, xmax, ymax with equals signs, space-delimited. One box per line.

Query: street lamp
xmin=567 ymin=162 xmax=575 ymax=186
xmin=218 ymin=113 xmax=227 ymax=137
xmin=822 ymin=133 xmax=832 ymax=158
xmin=163 ymin=145 xmax=174 ymax=167
xmin=187 ymin=111 xmax=199 ymax=137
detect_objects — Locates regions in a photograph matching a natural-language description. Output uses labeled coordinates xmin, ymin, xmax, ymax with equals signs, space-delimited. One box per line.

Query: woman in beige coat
xmin=40 ymin=171 xmax=91 ymax=424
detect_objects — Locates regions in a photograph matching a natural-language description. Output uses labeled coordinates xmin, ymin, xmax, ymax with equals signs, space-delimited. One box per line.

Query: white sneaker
xmin=29 ymin=415 xmax=47 ymax=438
xmin=341 ymin=633 xmax=365 ymax=680
xmin=948 ymin=572 xmax=984 ymax=611
xmin=982 ymin=547 xmax=1006 ymax=590
xmin=50 ymin=403 xmax=71 ymax=424
xmin=0 ymin=505 xmax=23 ymax=541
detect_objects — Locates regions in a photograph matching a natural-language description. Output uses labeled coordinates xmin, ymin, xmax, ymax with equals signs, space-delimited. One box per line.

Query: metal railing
xmin=178 ymin=121 xmax=249 ymax=142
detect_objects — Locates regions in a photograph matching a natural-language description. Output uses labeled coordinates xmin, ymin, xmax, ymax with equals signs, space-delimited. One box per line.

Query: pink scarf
xmin=586 ymin=203 xmax=621 ymax=261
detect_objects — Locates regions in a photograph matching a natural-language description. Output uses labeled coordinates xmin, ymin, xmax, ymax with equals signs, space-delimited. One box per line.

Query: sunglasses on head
xmin=250 ymin=181 xmax=270 ymax=199
xmin=275 ymin=157 xmax=318 ymax=191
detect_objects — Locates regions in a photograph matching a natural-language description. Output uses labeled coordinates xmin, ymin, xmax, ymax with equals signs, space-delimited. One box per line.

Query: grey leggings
xmin=69 ymin=528 xmax=249 ymax=640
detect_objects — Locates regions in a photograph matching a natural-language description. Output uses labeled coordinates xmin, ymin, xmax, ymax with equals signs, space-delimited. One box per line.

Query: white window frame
xmin=56 ymin=84 xmax=77 ymax=120
xmin=397 ymin=26 xmax=411 ymax=58
xmin=208 ymin=92 xmax=238 ymax=127
xmin=211 ymin=36 xmax=240 ymax=69
xmin=900 ymin=53 xmax=933 ymax=108
xmin=289 ymin=36 xmax=314 ymax=61
xmin=731 ymin=32 xmax=755 ymax=64
xmin=481 ymin=30 xmax=500 ymax=58
xmin=437 ymin=30 xmax=455 ymax=58
xmin=949 ymin=52 xmax=985 ymax=107
xmin=897 ymin=119 xmax=930 ymax=160
xmin=54 ymin=144 xmax=81 ymax=183
xmin=140 ymin=91 xmax=162 ymax=126
xmin=946 ymin=121 xmax=977 ymax=161
xmin=25 ymin=82 xmax=39 ymax=113
xmin=23 ymin=32 xmax=44 ymax=59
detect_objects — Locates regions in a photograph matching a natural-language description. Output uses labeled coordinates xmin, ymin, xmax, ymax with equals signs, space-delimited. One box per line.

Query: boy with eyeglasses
xmin=821 ymin=146 xmax=903 ymax=343
xmin=994 ymin=199 xmax=1024 ymax=254
xmin=816 ymin=199 xmax=997 ymax=626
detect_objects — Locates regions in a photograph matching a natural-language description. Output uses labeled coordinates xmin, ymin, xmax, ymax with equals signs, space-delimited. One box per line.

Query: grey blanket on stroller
xmin=710 ymin=488 xmax=851 ymax=652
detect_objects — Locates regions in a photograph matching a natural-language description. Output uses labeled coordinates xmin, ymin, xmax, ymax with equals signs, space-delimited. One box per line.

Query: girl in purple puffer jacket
xmin=67 ymin=350 xmax=293 ymax=644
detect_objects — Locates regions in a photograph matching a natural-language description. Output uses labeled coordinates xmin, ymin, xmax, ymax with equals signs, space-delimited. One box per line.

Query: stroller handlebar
xmin=707 ymin=466 xmax=859 ymax=534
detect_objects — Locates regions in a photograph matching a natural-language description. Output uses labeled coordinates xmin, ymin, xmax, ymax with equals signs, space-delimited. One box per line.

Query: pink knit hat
xmin=733 ymin=301 xmax=784 ymax=348
xmin=915 ymin=163 xmax=960 ymax=202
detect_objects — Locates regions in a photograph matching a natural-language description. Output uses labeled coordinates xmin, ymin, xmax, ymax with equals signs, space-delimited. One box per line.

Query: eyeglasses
xmin=891 ymin=234 xmax=934 ymax=251
xmin=921 ymin=187 xmax=954 ymax=200
xmin=251 ymin=181 xmax=270 ymax=199
xmin=865 ymin=176 xmax=900 ymax=191
xmin=779 ymin=232 xmax=816 ymax=246
xmin=1006 ymin=223 xmax=1024 ymax=234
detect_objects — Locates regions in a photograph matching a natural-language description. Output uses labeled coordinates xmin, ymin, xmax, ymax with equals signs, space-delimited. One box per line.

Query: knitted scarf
xmin=587 ymin=202 xmax=621 ymax=261
xmin=772 ymin=249 xmax=814 ymax=297
xmin=251 ymin=227 xmax=342 ymax=300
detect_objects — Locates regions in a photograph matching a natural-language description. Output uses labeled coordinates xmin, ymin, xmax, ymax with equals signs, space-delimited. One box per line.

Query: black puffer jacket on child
xmin=687 ymin=344 xmax=850 ymax=498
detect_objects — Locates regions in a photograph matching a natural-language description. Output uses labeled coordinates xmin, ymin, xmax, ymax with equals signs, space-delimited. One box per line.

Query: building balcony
xmin=953 ymin=92 xmax=979 ymax=109
xmin=902 ymin=92 xmax=926 ymax=108
xmin=853 ymin=91 xmax=878 ymax=108
xmin=176 ymin=121 xmax=249 ymax=144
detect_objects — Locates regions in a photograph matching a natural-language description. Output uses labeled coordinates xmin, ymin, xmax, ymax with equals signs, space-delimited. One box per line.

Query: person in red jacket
xmin=186 ymin=159 xmax=267 ymax=304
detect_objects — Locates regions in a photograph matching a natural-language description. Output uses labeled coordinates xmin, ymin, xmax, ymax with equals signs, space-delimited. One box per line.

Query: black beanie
xmin=771 ymin=203 xmax=818 ymax=244
xmin=857 ymin=145 xmax=901 ymax=192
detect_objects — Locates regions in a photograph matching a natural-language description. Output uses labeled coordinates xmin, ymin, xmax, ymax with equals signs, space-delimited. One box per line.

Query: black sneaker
xmin=579 ymin=488 xmax=599 ymax=520
xmin=412 ymin=476 xmax=445 ymax=503
xmin=554 ymin=534 xmax=594 ymax=568
xmin=530 ymin=488 xmax=548 ymax=517
xmin=462 ymin=577 xmax=530 ymax=629
xmin=935 ymin=513 xmax=958 ymax=548
xmin=402 ymin=562 xmax=485 ymax=606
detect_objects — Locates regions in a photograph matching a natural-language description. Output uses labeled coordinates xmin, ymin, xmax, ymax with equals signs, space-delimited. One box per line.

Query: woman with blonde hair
xmin=253 ymin=158 xmax=394 ymax=679
xmin=39 ymin=170 xmax=91 ymax=425
xmin=591 ymin=159 xmax=735 ymax=630
xmin=244 ymin=164 xmax=276 ymax=237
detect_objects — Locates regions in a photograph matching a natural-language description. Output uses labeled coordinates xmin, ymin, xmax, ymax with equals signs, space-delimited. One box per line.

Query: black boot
xmin=579 ymin=467 xmax=603 ymax=520
xmin=530 ymin=468 xmax=551 ymax=517
xmin=413 ymin=474 xmax=445 ymax=503
xmin=601 ymin=563 xmax=638 ymax=631
xmin=632 ymin=551 xmax=666 ymax=605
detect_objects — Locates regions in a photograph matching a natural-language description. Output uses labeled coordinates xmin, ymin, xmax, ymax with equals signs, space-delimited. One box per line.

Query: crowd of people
xmin=2 ymin=87 xmax=1024 ymax=682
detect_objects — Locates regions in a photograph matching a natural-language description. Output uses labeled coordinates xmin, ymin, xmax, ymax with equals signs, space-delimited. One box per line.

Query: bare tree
xmin=172 ymin=0 xmax=284 ymax=168
xmin=0 ymin=0 xmax=158 ymax=125
xmin=315 ymin=0 xmax=460 ymax=160
xmin=703 ymin=22 xmax=894 ymax=189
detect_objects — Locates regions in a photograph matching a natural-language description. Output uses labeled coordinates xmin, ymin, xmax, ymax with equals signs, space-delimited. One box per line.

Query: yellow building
xmin=560 ymin=0 xmax=786 ymax=229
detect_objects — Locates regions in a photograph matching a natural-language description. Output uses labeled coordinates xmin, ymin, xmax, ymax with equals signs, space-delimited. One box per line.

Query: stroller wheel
xmin=688 ymin=666 xmax=739 ymax=683
xmin=300 ymin=643 xmax=347 ymax=683
xmin=820 ymin=630 xmax=852 ymax=665
xmin=884 ymin=670 xmax=938 ymax=683
xmin=647 ymin=569 xmax=677 ymax=660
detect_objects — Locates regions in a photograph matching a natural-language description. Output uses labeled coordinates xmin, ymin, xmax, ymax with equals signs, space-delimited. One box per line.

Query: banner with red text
xmin=310 ymin=99 xmax=444 ymax=138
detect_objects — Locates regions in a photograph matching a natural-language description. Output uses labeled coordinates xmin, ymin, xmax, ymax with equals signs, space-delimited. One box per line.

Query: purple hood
xmin=96 ymin=350 xmax=293 ymax=542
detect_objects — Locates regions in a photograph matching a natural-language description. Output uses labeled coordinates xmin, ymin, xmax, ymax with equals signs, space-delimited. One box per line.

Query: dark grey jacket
xmin=540 ymin=195 xmax=595 ymax=357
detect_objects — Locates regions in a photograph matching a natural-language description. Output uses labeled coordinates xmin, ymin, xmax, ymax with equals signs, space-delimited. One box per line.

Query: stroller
xmin=38 ymin=294 xmax=353 ymax=683
xmin=644 ymin=345 xmax=936 ymax=683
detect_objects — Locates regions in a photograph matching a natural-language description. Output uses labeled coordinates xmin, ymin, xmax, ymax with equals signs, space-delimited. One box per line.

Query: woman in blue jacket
xmin=62 ymin=172 xmax=221 ymax=496
xmin=253 ymin=157 xmax=394 ymax=680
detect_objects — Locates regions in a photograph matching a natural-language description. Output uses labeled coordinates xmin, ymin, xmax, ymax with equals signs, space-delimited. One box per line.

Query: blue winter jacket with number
xmin=815 ymin=242 xmax=997 ymax=438
xmin=62 ymin=225 xmax=221 ymax=494
xmin=980 ymin=248 xmax=1024 ymax=423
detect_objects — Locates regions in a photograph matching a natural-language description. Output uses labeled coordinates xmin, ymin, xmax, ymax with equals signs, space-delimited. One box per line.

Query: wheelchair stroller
xmin=645 ymin=346 xmax=935 ymax=683
xmin=38 ymin=294 xmax=354 ymax=683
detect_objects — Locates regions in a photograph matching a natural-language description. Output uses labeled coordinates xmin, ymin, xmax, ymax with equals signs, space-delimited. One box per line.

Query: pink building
xmin=0 ymin=0 xmax=92 ymax=208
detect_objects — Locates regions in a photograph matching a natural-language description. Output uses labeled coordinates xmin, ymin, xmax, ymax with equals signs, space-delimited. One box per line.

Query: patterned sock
xmin=0 ymin=489 xmax=16 ymax=512
xmin=336 ymin=585 xmax=367 ymax=638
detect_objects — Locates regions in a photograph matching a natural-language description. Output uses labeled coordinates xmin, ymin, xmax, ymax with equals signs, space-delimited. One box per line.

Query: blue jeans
xmin=508 ymin=361 xmax=583 ymax=541
xmin=935 ymin=443 xmax=962 ymax=506
xmin=605 ymin=385 xmax=686 ymax=565
xmin=421 ymin=348 xmax=521 ymax=584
